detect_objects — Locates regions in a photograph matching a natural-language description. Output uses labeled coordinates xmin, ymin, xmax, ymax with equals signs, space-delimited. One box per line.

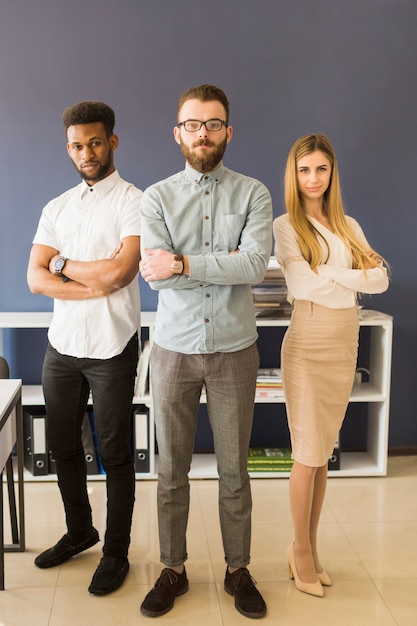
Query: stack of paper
xmin=256 ymin=368 xmax=283 ymax=398
xmin=252 ymin=257 xmax=293 ymax=318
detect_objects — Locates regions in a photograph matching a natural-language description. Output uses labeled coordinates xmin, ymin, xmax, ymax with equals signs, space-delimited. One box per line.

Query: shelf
xmin=253 ymin=382 xmax=387 ymax=404
xmin=172 ymin=451 xmax=388 ymax=479
xmin=18 ymin=448 xmax=387 ymax=482
xmin=22 ymin=385 xmax=151 ymax=408
xmin=14 ymin=460 xmax=155 ymax=483
xmin=21 ymin=382 xmax=386 ymax=408
xmin=0 ymin=310 xmax=156 ymax=329
xmin=2 ymin=309 xmax=393 ymax=480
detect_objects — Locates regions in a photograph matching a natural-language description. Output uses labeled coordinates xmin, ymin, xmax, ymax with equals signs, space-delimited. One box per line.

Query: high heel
xmin=316 ymin=568 xmax=332 ymax=586
xmin=286 ymin=544 xmax=324 ymax=597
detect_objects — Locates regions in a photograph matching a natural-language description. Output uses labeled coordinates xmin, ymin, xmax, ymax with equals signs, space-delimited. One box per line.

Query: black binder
xmin=328 ymin=434 xmax=341 ymax=471
xmin=23 ymin=410 xmax=48 ymax=476
xmin=48 ymin=450 xmax=57 ymax=475
xmin=133 ymin=408 xmax=150 ymax=473
xmin=82 ymin=411 xmax=100 ymax=475
xmin=47 ymin=412 xmax=100 ymax=475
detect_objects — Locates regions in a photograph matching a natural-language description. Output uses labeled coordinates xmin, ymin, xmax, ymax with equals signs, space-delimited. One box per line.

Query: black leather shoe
xmin=140 ymin=567 xmax=189 ymax=617
xmin=88 ymin=556 xmax=129 ymax=595
xmin=224 ymin=567 xmax=267 ymax=618
xmin=34 ymin=528 xmax=100 ymax=569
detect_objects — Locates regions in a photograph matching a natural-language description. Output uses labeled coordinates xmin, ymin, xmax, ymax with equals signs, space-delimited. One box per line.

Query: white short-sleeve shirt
xmin=33 ymin=170 xmax=143 ymax=359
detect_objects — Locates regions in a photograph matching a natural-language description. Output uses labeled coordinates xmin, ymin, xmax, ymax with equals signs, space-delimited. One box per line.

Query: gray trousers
xmin=150 ymin=341 xmax=259 ymax=568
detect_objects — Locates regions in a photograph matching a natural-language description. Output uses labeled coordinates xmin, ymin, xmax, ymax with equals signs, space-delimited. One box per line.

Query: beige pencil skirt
xmin=281 ymin=300 xmax=360 ymax=467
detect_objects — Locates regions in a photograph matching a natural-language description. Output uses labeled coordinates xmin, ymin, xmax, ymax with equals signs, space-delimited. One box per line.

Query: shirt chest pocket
xmin=217 ymin=213 xmax=247 ymax=251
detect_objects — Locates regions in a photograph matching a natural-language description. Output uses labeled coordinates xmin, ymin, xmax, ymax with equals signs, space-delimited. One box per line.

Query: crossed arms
xmin=27 ymin=236 xmax=141 ymax=300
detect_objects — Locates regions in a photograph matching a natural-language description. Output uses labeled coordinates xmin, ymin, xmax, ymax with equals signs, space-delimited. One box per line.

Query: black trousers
xmin=42 ymin=333 xmax=138 ymax=559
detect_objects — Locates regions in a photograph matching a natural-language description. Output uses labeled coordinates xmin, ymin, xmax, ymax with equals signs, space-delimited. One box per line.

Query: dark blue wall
xmin=1 ymin=0 xmax=416 ymax=447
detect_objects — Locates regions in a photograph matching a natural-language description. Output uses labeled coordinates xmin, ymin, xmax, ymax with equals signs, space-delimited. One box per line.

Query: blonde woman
xmin=274 ymin=134 xmax=389 ymax=597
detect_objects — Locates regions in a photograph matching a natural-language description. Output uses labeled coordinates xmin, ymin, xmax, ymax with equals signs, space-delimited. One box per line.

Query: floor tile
xmin=3 ymin=455 xmax=417 ymax=624
xmin=374 ymin=578 xmax=417 ymax=626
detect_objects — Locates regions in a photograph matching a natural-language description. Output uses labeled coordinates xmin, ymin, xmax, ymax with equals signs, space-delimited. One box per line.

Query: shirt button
xmin=204 ymin=215 xmax=209 ymax=220
xmin=205 ymin=191 xmax=210 ymax=195
xmin=206 ymin=293 xmax=211 ymax=298
xmin=205 ymin=318 xmax=210 ymax=323
xmin=204 ymin=242 xmax=209 ymax=246
xmin=204 ymin=176 xmax=208 ymax=180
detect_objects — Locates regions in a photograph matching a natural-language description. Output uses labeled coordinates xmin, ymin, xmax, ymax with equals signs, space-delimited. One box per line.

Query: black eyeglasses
xmin=177 ymin=119 xmax=228 ymax=132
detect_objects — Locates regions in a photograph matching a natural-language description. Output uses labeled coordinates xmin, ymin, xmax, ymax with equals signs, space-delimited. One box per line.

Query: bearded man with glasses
xmin=139 ymin=84 xmax=272 ymax=620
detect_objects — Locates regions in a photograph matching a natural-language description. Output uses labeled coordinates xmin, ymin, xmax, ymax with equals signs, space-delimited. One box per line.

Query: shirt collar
xmin=80 ymin=169 xmax=121 ymax=199
xmin=184 ymin=162 xmax=226 ymax=184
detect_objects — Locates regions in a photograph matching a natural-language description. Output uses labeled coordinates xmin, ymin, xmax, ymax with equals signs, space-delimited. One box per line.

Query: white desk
xmin=0 ymin=379 xmax=25 ymax=589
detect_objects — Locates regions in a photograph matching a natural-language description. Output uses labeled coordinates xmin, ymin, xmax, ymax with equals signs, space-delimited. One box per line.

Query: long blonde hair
xmin=285 ymin=134 xmax=384 ymax=270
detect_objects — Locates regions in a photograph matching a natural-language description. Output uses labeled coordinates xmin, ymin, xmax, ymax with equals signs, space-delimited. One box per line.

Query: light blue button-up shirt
xmin=141 ymin=163 xmax=273 ymax=353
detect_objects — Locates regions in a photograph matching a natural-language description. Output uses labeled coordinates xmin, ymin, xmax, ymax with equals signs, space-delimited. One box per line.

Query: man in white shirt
xmin=27 ymin=101 xmax=142 ymax=595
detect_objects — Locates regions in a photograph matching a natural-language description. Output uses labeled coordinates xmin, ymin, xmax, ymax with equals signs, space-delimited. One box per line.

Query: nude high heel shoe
xmin=316 ymin=568 xmax=332 ymax=586
xmin=286 ymin=543 xmax=324 ymax=598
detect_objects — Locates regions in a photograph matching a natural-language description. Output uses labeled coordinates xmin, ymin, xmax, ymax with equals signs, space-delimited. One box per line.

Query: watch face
xmin=55 ymin=258 xmax=65 ymax=272
xmin=172 ymin=260 xmax=183 ymax=273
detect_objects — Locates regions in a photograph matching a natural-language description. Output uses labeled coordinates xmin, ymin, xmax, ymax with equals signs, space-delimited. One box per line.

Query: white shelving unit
xmin=251 ymin=309 xmax=393 ymax=478
xmin=0 ymin=309 xmax=393 ymax=480
xmin=1 ymin=311 xmax=156 ymax=480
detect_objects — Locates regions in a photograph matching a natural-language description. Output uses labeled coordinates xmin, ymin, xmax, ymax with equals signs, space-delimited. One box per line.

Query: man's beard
xmin=180 ymin=137 xmax=227 ymax=173
xmin=75 ymin=151 xmax=113 ymax=183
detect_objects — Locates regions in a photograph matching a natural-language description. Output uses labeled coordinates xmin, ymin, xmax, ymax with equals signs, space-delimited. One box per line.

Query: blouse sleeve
xmin=316 ymin=217 xmax=389 ymax=294
xmin=317 ymin=264 xmax=388 ymax=293
xmin=273 ymin=214 xmax=354 ymax=305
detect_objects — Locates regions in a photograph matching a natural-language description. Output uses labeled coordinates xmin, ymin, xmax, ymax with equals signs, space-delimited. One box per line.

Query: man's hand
xmin=140 ymin=248 xmax=177 ymax=282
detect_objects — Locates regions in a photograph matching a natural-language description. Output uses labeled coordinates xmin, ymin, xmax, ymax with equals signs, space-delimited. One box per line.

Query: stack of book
xmin=247 ymin=447 xmax=293 ymax=472
xmin=256 ymin=367 xmax=283 ymax=398
xmin=252 ymin=257 xmax=292 ymax=318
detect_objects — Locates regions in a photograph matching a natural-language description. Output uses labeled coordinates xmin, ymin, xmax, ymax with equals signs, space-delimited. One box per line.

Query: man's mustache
xmin=193 ymin=139 xmax=215 ymax=147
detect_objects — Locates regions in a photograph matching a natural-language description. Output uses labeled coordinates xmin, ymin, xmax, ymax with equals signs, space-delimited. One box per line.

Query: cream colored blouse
xmin=273 ymin=213 xmax=389 ymax=309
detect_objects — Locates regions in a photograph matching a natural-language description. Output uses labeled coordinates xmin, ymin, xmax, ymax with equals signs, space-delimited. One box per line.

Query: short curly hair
xmin=62 ymin=101 xmax=115 ymax=137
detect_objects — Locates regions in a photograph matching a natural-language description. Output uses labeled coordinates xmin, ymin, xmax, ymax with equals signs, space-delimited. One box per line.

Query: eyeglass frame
xmin=177 ymin=118 xmax=228 ymax=132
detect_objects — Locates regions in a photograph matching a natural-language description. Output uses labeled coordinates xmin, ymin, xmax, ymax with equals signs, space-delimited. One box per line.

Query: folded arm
xmin=27 ymin=236 xmax=140 ymax=300
xmin=140 ymin=183 xmax=272 ymax=289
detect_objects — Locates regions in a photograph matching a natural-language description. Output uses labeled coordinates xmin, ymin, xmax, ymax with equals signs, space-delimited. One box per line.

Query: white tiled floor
xmin=2 ymin=455 xmax=417 ymax=625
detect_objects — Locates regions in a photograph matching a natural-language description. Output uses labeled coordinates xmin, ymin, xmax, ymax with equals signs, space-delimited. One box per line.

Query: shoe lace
xmin=232 ymin=568 xmax=258 ymax=590
xmin=155 ymin=568 xmax=181 ymax=588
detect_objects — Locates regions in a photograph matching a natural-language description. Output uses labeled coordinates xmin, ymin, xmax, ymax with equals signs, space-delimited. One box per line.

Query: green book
xmin=247 ymin=447 xmax=293 ymax=471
